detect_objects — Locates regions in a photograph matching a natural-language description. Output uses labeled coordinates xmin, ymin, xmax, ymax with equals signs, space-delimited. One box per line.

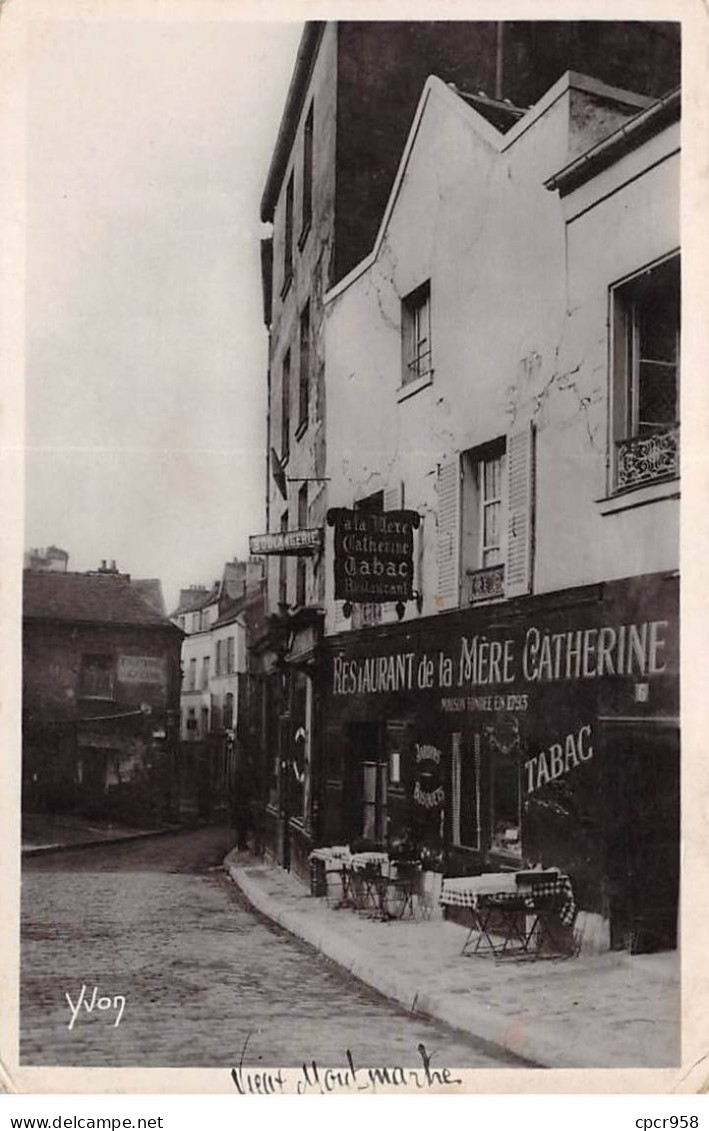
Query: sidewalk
xmin=225 ymin=851 xmax=680 ymax=1070
xmin=21 ymin=812 xmax=184 ymax=855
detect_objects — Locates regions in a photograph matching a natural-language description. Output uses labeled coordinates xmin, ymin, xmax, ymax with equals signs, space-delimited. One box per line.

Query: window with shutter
xmin=436 ymin=457 xmax=460 ymax=610
xmin=506 ymin=424 xmax=535 ymax=598
xmin=460 ymin=440 xmax=506 ymax=605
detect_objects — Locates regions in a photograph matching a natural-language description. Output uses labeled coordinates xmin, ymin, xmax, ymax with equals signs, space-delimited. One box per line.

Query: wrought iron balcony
xmin=463 ymin=563 xmax=505 ymax=605
xmin=616 ymin=425 xmax=679 ymax=491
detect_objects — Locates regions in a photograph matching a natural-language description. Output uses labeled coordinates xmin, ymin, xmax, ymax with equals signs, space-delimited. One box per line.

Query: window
xmin=188 ymin=657 xmax=197 ymax=690
xmin=451 ymin=733 xmax=480 ymax=850
xmin=401 ymin=281 xmax=431 ymax=386
xmin=179 ymin=615 xmax=185 ymax=631
xmin=80 ymin=655 xmax=113 ymax=699
xmin=211 ymin=699 xmax=221 ymax=732
xmin=200 ymin=706 xmax=209 ymax=737
xmin=281 ymin=349 xmax=291 ymax=463
xmin=489 ymin=754 xmax=521 ymax=860
xmin=296 ymin=483 xmax=308 ymax=607
xmin=226 ymin=636 xmax=235 ymax=674
xmin=201 ymin=656 xmax=209 ymax=690
xmin=298 ymin=301 xmax=310 ymax=433
xmin=223 ymin=692 xmax=234 ymax=730
xmin=215 ymin=639 xmax=223 ymax=677
xmin=460 ymin=440 xmax=506 ymax=604
xmin=612 ymin=254 xmax=680 ymax=491
xmin=300 ymin=102 xmax=313 ymax=242
xmin=282 ymin=171 xmax=294 ymax=295
xmin=278 ymin=509 xmax=289 ymax=607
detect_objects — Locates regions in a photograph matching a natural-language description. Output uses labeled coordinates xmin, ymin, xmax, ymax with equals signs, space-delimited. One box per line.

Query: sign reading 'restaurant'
xmin=332 ymin=619 xmax=671 ymax=697
xmin=327 ymin=508 xmax=420 ymax=604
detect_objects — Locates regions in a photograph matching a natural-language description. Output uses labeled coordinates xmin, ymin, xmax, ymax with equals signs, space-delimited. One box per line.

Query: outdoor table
xmin=346 ymin=854 xmax=390 ymax=916
xmin=440 ymin=870 xmax=576 ymax=958
xmin=308 ymin=847 xmax=353 ymax=906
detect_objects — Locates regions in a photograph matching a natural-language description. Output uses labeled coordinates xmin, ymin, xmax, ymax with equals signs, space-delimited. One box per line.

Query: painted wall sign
xmin=413 ymin=742 xmax=445 ymax=809
xmin=331 ymin=618 xmax=671 ymax=699
xmin=117 ymin=655 xmax=166 ymax=685
xmin=524 ymin=723 xmax=594 ymax=794
xmin=249 ymin=528 xmax=323 ymax=556
xmin=327 ymin=508 xmax=420 ymax=603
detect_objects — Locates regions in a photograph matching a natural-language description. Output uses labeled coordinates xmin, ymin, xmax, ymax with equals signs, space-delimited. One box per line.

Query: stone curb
xmin=22 ymin=823 xmax=203 ymax=858
xmin=223 ymin=853 xmax=585 ymax=1069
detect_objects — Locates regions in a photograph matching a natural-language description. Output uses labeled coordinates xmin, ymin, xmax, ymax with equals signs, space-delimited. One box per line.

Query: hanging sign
xmin=327 ymin=507 xmax=420 ymax=604
xmin=249 ymin=528 xmax=323 ymax=556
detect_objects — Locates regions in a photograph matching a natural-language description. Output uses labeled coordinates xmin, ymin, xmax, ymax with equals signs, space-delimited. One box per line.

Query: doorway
xmin=343 ymin=722 xmax=387 ymax=845
xmin=604 ymin=724 xmax=679 ymax=951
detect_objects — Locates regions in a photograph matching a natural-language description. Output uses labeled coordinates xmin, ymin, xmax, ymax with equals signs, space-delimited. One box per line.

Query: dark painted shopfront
xmin=320 ymin=572 xmax=679 ymax=950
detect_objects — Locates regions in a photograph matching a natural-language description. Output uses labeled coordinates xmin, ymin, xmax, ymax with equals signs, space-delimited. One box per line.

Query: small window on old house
xmin=281 ymin=348 xmax=291 ymax=463
xmin=282 ymin=172 xmax=294 ymax=295
xmin=300 ymin=102 xmax=313 ymax=242
xmin=401 ymin=281 xmax=432 ymax=386
xmin=80 ymin=655 xmax=114 ymax=699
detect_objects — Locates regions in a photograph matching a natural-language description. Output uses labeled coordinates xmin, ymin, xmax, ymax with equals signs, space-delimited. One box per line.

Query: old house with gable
xmin=319 ymin=69 xmax=679 ymax=952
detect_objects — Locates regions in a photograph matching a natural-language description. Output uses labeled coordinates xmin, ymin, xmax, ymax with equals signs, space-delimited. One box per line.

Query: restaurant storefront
xmin=319 ymin=571 xmax=679 ymax=952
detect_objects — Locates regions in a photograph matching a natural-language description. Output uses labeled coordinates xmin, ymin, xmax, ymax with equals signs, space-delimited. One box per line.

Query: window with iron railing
xmin=612 ymin=254 xmax=680 ymax=492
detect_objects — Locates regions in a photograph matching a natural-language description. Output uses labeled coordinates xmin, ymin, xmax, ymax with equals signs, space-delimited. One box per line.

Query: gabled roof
xmin=171 ymin=585 xmax=218 ymax=617
xmin=325 ymin=70 xmax=657 ymax=306
xmin=24 ymin=571 xmax=177 ymax=629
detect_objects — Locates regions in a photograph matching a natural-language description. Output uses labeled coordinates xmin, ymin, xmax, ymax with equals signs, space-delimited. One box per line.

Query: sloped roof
xmin=23 ymin=571 xmax=177 ymax=628
xmin=131 ymin=578 xmax=166 ymax=617
xmin=171 ymin=585 xmax=218 ymax=617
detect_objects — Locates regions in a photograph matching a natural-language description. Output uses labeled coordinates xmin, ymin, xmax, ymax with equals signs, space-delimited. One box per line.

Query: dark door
xmin=343 ymin=722 xmax=383 ymax=845
xmin=604 ymin=724 xmax=679 ymax=952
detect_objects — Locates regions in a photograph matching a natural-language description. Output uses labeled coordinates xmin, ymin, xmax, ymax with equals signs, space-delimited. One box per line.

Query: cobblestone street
xmin=21 ymin=827 xmax=523 ymax=1068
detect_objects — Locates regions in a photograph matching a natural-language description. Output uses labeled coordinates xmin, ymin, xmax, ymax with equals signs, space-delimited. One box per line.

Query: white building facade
xmin=317 ymin=73 xmax=680 ymax=953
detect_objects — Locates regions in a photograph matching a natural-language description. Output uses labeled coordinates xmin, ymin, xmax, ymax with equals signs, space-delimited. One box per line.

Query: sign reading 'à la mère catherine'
xmin=328 ymin=508 xmax=420 ymax=604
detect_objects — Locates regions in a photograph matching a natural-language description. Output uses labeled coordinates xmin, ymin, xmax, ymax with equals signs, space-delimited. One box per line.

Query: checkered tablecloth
xmin=524 ymin=874 xmax=577 ymax=926
xmin=440 ymin=873 xmax=576 ymax=926
xmin=350 ymin=852 xmax=390 ymax=871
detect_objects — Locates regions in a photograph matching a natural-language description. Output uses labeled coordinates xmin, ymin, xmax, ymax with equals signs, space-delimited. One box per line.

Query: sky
xmin=24 ymin=15 xmax=304 ymax=611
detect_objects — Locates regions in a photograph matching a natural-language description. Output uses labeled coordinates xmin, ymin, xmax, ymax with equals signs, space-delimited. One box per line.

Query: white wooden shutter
xmin=384 ymin=482 xmax=404 ymax=511
xmin=381 ymin=483 xmax=404 ymax=623
xmin=506 ymin=424 xmax=535 ymax=597
xmin=436 ymin=456 xmax=460 ymax=610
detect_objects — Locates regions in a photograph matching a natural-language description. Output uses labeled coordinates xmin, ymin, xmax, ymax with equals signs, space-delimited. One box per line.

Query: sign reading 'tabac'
xmin=327 ymin=508 xmax=420 ymax=604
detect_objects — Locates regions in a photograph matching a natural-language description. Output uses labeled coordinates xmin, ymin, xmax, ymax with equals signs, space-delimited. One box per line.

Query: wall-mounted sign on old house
xmin=249 ymin=528 xmax=324 ymax=556
xmin=327 ymin=508 xmax=420 ymax=604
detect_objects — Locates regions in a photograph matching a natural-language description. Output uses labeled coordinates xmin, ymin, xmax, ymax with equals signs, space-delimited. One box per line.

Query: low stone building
xmin=22 ymin=567 xmax=182 ymax=825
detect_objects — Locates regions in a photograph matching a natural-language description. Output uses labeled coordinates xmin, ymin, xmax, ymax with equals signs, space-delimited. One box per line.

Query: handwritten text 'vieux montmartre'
xmin=332 ymin=620 xmax=670 ymax=698
xmin=231 ymin=1044 xmax=462 ymax=1095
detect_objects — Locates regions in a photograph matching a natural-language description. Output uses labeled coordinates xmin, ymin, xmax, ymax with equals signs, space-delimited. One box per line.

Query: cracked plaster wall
xmin=323 ymin=79 xmax=679 ymax=633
